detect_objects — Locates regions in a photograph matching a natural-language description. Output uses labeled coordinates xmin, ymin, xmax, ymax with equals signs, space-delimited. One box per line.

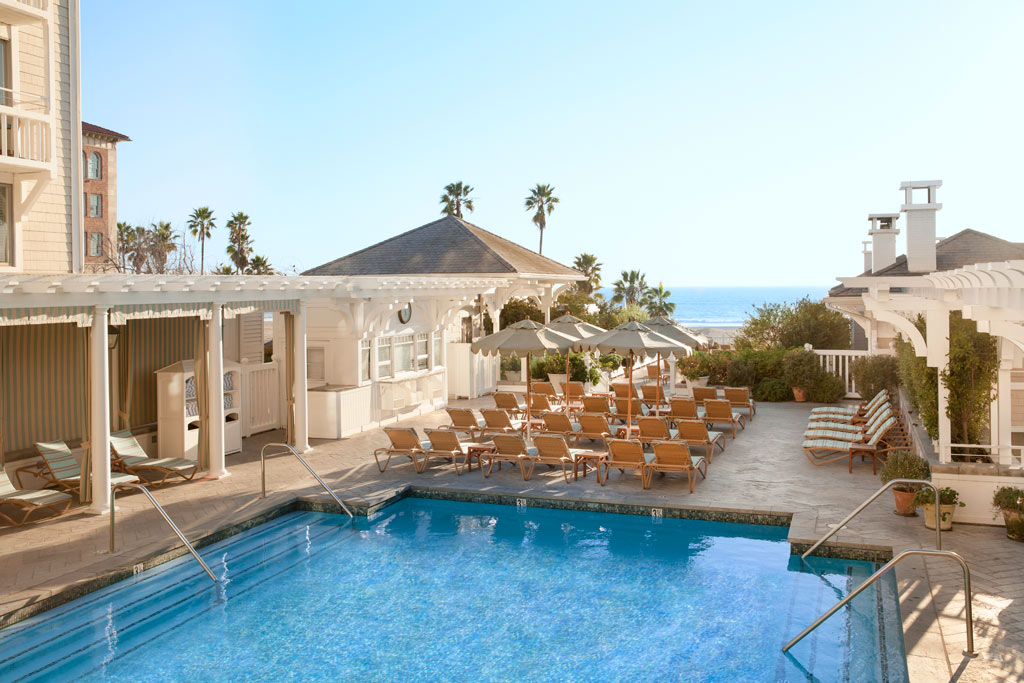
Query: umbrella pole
xmin=627 ymin=350 xmax=634 ymax=438
xmin=526 ymin=352 xmax=532 ymax=440
xmin=655 ymin=352 xmax=661 ymax=417
xmin=565 ymin=351 xmax=570 ymax=402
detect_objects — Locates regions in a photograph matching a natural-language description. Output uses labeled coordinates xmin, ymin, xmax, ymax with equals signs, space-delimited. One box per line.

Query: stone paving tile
xmin=1 ymin=400 xmax=1022 ymax=681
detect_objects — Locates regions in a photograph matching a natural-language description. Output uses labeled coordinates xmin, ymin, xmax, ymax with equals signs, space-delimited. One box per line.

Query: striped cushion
xmin=803 ymin=438 xmax=854 ymax=450
xmin=811 ymin=406 xmax=858 ymax=415
xmin=129 ymin=457 xmax=197 ymax=472
xmin=804 ymin=429 xmax=861 ymax=441
xmin=0 ymin=488 xmax=71 ymax=506
xmin=806 ymin=421 xmax=862 ymax=433
xmin=36 ymin=441 xmax=81 ymax=481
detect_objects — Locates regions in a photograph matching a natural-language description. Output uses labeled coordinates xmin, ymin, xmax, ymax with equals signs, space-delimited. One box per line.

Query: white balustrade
xmin=242 ymin=361 xmax=281 ymax=436
xmin=812 ymin=349 xmax=875 ymax=398
xmin=0 ymin=107 xmax=50 ymax=163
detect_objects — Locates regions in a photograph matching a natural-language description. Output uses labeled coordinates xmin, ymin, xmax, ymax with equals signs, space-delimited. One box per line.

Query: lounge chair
xmin=809 ymin=390 xmax=888 ymax=422
xmin=581 ymin=395 xmax=610 ymax=416
xmin=692 ymin=386 xmax=719 ymax=407
xmin=423 ymin=428 xmax=476 ymax=475
xmin=810 ymin=389 xmax=887 ymax=414
xmin=0 ymin=470 xmax=72 ymax=526
xmin=576 ymin=413 xmax=613 ymax=448
xmin=636 ymin=416 xmax=679 ymax=447
xmin=804 ymin=406 xmax=894 ymax=441
xmin=532 ymin=434 xmax=583 ymax=483
xmin=640 ymin=384 xmax=669 ymax=412
xmin=645 ymin=363 xmax=669 ymax=385
xmin=802 ymin=416 xmax=906 ymax=474
xmin=481 ymin=408 xmax=527 ymax=436
xmin=442 ymin=407 xmax=487 ymax=439
xmin=110 ymin=431 xmax=198 ymax=487
xmin=668 ymin=397 xmax=704 ymax=425
xmin=563 ymin=381 xmax=585 ymax=412
xmin=373 ymin=427 xmax=430 ymax=473
xmin=611 ymin=398 xmax=649 ymax=425
xmin=486 ymin=434 xmax=570 ymax=481
xmin=612 ymin=383 xmax=639 ymax=399
xmin=809 ymin=398 xmax=891 ymax=428
xmin=493 ymin=391 xmax=527 ymax=419
xmin=724 ymin=387 xmax=756 ymax=420
xmin=702 ymin=399 xmax=746 ymax=438
xmin=528 ymin=393 xmax=560 ymax=417
xmin=602 ymin=439 xmax=653 ymax=486
xmin=648 ymin=441 xmax=706 ymax=492
xmin=533 ymin=382 xmax=561 ymax=406
xmin=675 ymin=420 xmax=725 ymax=460
xmin=541 ymin=412 xmax=583 ymax=446
xmin=22 ymin=441 xmax=139 ymax=496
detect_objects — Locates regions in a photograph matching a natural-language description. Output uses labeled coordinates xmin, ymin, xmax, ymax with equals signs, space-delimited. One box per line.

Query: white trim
xmin=69 ymin=0 xmax=83 ymax=273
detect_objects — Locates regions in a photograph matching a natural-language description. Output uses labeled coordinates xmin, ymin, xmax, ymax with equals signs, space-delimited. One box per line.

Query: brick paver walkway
xmin=1 ymin=401 xmax=1021 ymax=681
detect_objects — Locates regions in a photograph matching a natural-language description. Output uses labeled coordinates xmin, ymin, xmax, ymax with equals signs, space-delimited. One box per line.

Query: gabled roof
xmin=829 ymin=229 xmax=1024 ymax=297
xmin=303 ymin=215 xmax=582 ymax=278
xmin=82 ymin=122 xmax=131 ymax=142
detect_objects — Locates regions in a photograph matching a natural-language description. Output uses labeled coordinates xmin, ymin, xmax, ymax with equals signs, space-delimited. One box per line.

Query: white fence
xmin=812 ymin=349 xmax=871 ymax=398
xmin=241 ymin=361 xmax=280 ymax=436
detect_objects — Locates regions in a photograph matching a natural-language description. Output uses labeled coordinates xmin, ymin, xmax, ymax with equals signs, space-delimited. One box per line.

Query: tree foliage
xmin=735 ymin=297 xmax=849 ymax=350
xmin=498 ymin=297 xmax=544 ymax=328
xmin=610 ymin=270 xmax=648 ymax=306
xmin=941 ymin=312 xmax=999 ymax=446
xmin=187 ymin=206 xmax=216 ymax=273
xmin=440 ymin=182 xmax=474 ymax=218
xmin=572 ymin=253 xmax=601 ymax=294
xmin=524 ymin=183 xmax=559 ymax=254
xmin=646 ymin=282 xmax=675 ymax=317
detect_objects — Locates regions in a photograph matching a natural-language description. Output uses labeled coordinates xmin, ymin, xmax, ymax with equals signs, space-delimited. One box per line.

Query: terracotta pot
xmin=792 ymin=386 xmax=808 ymax=403
xmin=922 ymin=503 xmax=956 ymax=531
xmin=892 ymin=488 xmax=917 ymax=516
xmin=1001 ymin=509 xmax=1024 ymax=541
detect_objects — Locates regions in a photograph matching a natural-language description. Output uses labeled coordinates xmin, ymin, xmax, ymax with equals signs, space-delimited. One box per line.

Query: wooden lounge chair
xmin=602 ymin=439 xmax=653 ymax=486
xmin=532 ymin=434 xmax=582 ymax=483
xmin=563 ymin=381 xmax=585 ymax=412
xmin=809 ymin=398 xmax=891 ymax=427
xmin=640 ymin=384 xmax=669 ymax=412
xmin=675 ymin=420 xmax=725 ymax=460
xmin=802 ymin=416 xmax=906 ymax=474
xmin=692 ymin=386 xmax=719 ymax=407
xmin=809 ymin=391 xmax=888 ymax=422
xmin=528 ymin=393 xmax=560 ymax=417
xmin=22 ymin=441 xmax=139 ymax=495
xmin=493 ymin=391 xmax=527 ymax=419
xmin=810 ymin=389 xmax=887 ymax=416
xmin=804 ymin=407 xmax=894 ymax=441
xmin=581 ymin=395 xmax=610 ymax=416
xmin=481 ymin=408 xmax=527 ymax=436
xmin=612 ymin=383 xmax=639 ymax=399
xmin=373 ymin=427 xmax=430 ymax=473
xmin=541 ymin=412 xmax=583 ymax=446
xmin=110 ymin=431 xmax=199 ymax=487
xmin=423 ymin=428 xmax=476 ymax=475
xmin=611 ymin=398 xmax=649 ymax=425
xmin=576 ymin=413 xmax=613 ymax=448
xmin=668 ymin=397 xmax=704 ymax=425
xmin=724 ymin=387 xmax=756 ymax=420
xmin=0 ymin=470 xmax=72 ymax=526
xmin=645 ymin=363 xmax=669 ymax=385
xmin=648 ymin=441 xmax=706 ymax=492
xmin=485 ymin=434 xmax=570 ymax=481
xmin=442 ymin=407 xmax=486 ymax=439
xmin=533 ymin=382 xmax=561 ymax=406
xmin=702 ymin=399 xmax=746 ymax=438
xmin=636 ymin=416 xmax=679 ymax=447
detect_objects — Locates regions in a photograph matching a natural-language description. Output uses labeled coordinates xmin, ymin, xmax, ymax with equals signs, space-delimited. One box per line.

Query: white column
xmin=996 ymin=338 xmax=1013 ymax=465
xmin=87 ymin=306 xmax=111 ymax=514
xmin=207 ymin=304 xmax=229 ymax=478
xmin=292 ymin=301 xmax=311 ymax=452
xmin=926 ymin=307 xmax=951 ymax=462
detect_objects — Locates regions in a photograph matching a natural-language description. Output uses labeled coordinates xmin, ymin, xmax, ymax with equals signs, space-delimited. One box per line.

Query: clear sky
xmin=81 ymin=2 xmax=1024 ymax=286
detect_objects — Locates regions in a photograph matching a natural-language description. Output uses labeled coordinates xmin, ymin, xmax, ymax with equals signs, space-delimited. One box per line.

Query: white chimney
xmin=862 ymin=240 xmax=872 ymax=272
xmin=900 ymin=180 xmax=942 ymax=273
xmin=867 ymin=213 xmax=900 ymax=273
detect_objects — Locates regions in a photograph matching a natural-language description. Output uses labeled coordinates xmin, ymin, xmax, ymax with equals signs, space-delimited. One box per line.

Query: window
xmin=87 ymin=152 xmax=102 ymax=180
xmin=88 ymin=194 xmax=102 ymax=218
xmin=377 ymin=341 xmax=392 ymax=379
xmin=87 ymin=232 xmax=103 ymax=257
xmin=394 ymin=334 xmax=415 ymax=373
xmin=432 ymin=331 xmax=443 ymax=367
xmin=360 ymin=339 xmax=371 ymax=382
xmin=306 ymin=347 xmax=326 ymax=386
xmin=415 ymin=333 xmax=429 ymax=370
xmin=0 ymin=183 xmax=9 ymax=265
xmin=0 ymin=40 xmax=9 ymax=107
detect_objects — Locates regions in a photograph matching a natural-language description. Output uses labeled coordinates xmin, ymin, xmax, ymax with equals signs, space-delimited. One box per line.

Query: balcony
xmin=0 ymin=91 xmax=50 ymax=174
xmin=0 ymin=0 xmax=47 ymax=26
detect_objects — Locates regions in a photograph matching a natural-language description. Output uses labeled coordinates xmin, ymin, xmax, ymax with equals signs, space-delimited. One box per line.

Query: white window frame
xmin=431 ymin=330 xmax=443 ymax=368
xmin=306 ymin=344 xmax=327 ymax=388
xmin=87 ymin=232 xmax=103 ymax=257
xmin=88 ymin=193 xmax=102 ymax=218
xmin=377 ymin=339 xmax=392 ymax=379
xmin=0 ymin=182 xmax=11 ymax=266
xmin=393 ymin=334 xmax=415 ymax=374
xmin=415 ymin=332 xmax=429 ymax=371
xmin=359 ymin=339 xmax=371 ymax=384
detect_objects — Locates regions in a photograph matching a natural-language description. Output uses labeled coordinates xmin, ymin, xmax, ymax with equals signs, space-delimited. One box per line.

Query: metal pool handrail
xmin=801 ymin=479 xmax=940 ymax=559
xmin=783 ymin=548 xmax=976 ymax=656
xmin=260 ymin=442 xmax=354 ymax=518
xmin=109 ymin=482 xmax=217 ymax=583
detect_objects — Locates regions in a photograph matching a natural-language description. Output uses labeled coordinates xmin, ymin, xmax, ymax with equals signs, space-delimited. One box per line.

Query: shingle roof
xmin=302 ymin=215 xmax=582 ymax=278
xmin=82 ymin=122 xmax=131 ymax=142
xmin=829 ymin=228 xmax=1024 ymax=297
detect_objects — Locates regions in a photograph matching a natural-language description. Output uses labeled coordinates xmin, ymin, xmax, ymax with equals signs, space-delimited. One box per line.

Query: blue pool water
xmin=0 ymin=499 xmax=907 ymax=682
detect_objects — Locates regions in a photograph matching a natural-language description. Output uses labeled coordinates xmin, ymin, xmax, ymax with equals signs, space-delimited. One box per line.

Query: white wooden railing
xmin=14 ymin=0 xmax=47 ymax=10
xmin=812 ymin=349 xmax=871 ymax=398
xmin=241 ymin=361 xmax=280 ymax=436
xmin=0 ymin=107 xmax=50 ymax=163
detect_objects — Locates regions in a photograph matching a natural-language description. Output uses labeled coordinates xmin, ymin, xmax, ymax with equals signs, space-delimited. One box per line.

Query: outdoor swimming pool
xmin=0 ymin=498 xmax=907 ymax=682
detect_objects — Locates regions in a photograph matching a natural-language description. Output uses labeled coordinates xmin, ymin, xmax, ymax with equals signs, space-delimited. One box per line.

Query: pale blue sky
xmin=82 ymin=2 xmax=1024 ymax=285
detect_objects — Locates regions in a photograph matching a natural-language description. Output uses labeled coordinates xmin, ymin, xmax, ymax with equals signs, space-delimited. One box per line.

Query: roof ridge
xmin=302 ymin=216 xmax=456 ymax=275
xmin=455 ymin=216 xmax=580 ymax=274
xmin=449 ymin=216 xmax=516 ymax=273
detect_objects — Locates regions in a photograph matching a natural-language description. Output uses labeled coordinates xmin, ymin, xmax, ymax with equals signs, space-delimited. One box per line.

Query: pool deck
xmin=2 ymin=400 xmax=1022 ymax=682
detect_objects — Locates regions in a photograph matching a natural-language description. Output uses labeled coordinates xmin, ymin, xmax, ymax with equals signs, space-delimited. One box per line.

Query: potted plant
xmin=879 ymin=450 xmax=931 ymax=516
xmin=913 ymin=487 xmax=965 ymax=530
xmin=783 ymin=349 xmax=820 ymax=403
xmin=992 ymin=486 xmax=1024 ymax=541
xmin=678 ymin=353 xmax=711 ymax=388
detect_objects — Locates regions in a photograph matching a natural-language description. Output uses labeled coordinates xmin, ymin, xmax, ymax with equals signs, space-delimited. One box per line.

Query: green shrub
xmin=782 ymin=349 xmax=820 ymax=389
xmin=850 ymin=355 xmax=899 ymax=401
xmin=543 ymin=352 xmax=600 ymax=384
xmin=500 ymin=354 xmax=521 ymax=374
xmin=879 ymin=450 xmax=930 ymax=491
xmin=677 ymin=352 xmax=709 ymax=380
xmin=992 ymin=487 xmax=1024 ymax=513
xmin=754 ymin=378 xmax=793 ymax=402
xmin=529 ymin=357 xmax=548 ymax=380
xmin=913 ymin=486 xmax=964 ymax=507
xmin=735 ymin=298 xmax=850 ymax=350
xmin=737 ymin=347 xmax=787 ymax=381
xmin=895 ymin=321 xmax=938 ymax=439
xmin=809 ymin=373 xmax=846 ymax=403
xmin=599 ymin=353 xmax=623 ymax=371
xmin=726 ymin=359 xmax=758 ymax=387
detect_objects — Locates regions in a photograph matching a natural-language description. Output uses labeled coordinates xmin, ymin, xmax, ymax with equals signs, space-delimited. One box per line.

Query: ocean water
xmin=597 ymin=285 xmax=831 ymax=327
xmin=0 ymin=499 xmax=907 ymax=682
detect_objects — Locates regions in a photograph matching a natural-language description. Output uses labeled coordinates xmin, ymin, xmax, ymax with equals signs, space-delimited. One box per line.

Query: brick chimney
xmin=867 ymin=213 xmax=900 ymax=273
xmin=900 ymin=180 xmax=941 ymax=273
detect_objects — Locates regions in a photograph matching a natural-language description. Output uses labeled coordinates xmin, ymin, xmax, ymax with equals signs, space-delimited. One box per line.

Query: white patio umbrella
xmin=544 ymin=314 xmax=606 ymax=388
xmin=573 ymin=320 xmax=688 ymax=436
xmin=470 ymin=319 xmax=576 ymax=437
xmin=641 ymin=316 xmax=698 ymax=398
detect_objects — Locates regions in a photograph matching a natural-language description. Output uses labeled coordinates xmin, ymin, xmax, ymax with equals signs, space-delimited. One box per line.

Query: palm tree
xmin=149 ymin=221 xmax=178 ymax=274
xmin=524 ymin=183 xmax=559 ymax=254
xmin=610 ymin=270 xmax=648 ymax=306
xmin=115 ymin=221 xmax=134 ymax=272
xmin=572 ymin=253 xmax=601 ymax=294
xmin=128 ymin=225 xmax=149 ymax=274
xmin=212 ymin=264 xmax=234 ymax=275
xmin=645 ymin=282 xmax=676 ymax=317
xmin=439 ymin=182 xmax=474 ymax=218
xmin=187 ymin=206 xmax=215 ymax=273
xmin=246 ymin=254 xmax=274 ymax=275
xmin=225 ymin=211 xmax=253 ymax=274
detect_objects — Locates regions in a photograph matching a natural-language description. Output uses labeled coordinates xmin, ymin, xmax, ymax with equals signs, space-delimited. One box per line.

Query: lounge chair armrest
xmin=13 ymin=463 xmax=45 ymax=488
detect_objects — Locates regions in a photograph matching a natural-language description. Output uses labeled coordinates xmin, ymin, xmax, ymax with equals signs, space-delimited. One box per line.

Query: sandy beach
xmin=693 ymin=326 xmax=740 ymax=346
